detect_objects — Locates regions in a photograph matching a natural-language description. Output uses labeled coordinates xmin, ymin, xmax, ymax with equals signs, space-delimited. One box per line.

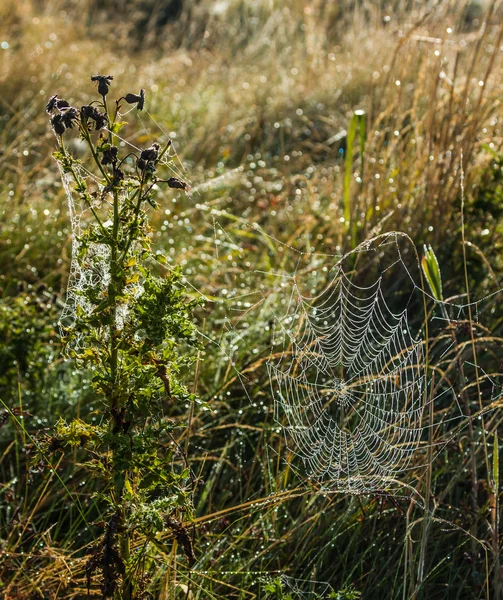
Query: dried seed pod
xmin=167 ymin=177 xmax=187 ymax=190
xmin=101 ymin=146 xmax=119 ymax=166
xmin=124 ymin=89 xmax=145 ymax=110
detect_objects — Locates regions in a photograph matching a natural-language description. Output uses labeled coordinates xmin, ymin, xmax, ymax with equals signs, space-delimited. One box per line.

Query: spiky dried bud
xmin=91 ymin=74 xmax=113 ymax=97
xmin=46 ymin=95 xmax=59 ymax=113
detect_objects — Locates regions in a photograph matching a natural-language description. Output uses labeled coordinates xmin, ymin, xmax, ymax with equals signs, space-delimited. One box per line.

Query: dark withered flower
xmin=113 ymin=167 xmax=124 ymax=183
xmin=138 ymin=88 xmax=145 ymax=110
xmin=124 ymin=88 xmax=145 ymax=111
xmin=51 ymin=114 xmax=66 ymax=136
xmin=80 ymin=105 xmax=96 ymax=120
xmin=101 ymin=146 xmax=118 ymax=166
xmin=167 ymin=177 xmax=188 ymax=190
xmin=46 ymin=95 xmax=59 ymax=114
xmin=93 ymin=111 xmax=108 ymax=130
xmin=91 ymin=74 xmax=113 ymax=97
xmin=60 ymin=107 xmax=79 ymax=129
xmin=56 ymin=98 xmax=70 ymax=110
xmin=80 ymin=105 xmax=108 ymax=130
xmin=140 ymin=143 xmax=160 ymax=162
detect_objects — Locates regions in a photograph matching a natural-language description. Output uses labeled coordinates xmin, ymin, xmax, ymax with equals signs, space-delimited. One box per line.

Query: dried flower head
xmin=91 ymin=74 xmax=114 ymax=97
xmin=80 ymin=105 xmax=108 ymax=130
xmin=93 ymin=111 xmax=108 ymax=130
xmin=80 ymin=105 xmax=95 ymax=120
xmin=60 ymin=107 xmax=79 ymax=129
xmin=137 ymin=143 xmax=160 ymax=171
xmin=56 ymin=98 xmax=70 ymax=110
xmin=124 ymin=89 xmax=146 ymax=111
xmin=51 ymin=114 xmax=66 ymax=136
xmin=140 ymin=143 xmax=160 ymax=162
xmin=46 ymin=95 xmax=59 ymax=114
xmin=101 ymin=146 xmax=118 ymax=166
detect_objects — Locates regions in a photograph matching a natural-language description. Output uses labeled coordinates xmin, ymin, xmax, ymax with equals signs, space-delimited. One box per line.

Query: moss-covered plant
xmin=44 ymin=75 xmax=200 ymax=598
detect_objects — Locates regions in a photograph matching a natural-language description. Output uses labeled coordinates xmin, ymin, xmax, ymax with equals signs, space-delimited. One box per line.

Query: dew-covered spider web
xmin=257 ymin=233 xmax=474 ymax=496
xmin=267 ymin=262 xmax=426 ymax=493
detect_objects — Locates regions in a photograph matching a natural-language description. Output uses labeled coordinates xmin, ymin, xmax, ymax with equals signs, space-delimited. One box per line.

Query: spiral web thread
xmin=267 ymin=265 xmax=426 ymax=493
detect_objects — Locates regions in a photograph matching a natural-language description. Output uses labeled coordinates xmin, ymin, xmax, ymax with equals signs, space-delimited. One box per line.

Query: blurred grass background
xmin=1 ymin=0 xmax=503 ymax=598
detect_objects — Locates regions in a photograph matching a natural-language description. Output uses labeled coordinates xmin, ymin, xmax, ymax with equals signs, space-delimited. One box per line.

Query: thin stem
xmin=119 ymin=178 xmax=145 ymax=264
xmin=59 ymin=141 xmax=109 ymax=239
xmin=80 ymin=121 xmax=111 ymax=184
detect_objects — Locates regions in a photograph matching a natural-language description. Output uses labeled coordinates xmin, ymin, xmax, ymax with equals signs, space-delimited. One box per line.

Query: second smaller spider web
xmin=268 ymin=267 xmax=426 ymax=493
xmin=57 ymin=161 xmax=145 ymax=351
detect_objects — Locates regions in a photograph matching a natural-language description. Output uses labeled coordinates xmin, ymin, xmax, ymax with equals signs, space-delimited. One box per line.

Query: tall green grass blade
xmin=421 ymin=245 xmax=444 ymax=302
xmin=493 ymin=431 xmax=499 ymax=492
xmin=343 ymin=110 xmax=366 ymax=240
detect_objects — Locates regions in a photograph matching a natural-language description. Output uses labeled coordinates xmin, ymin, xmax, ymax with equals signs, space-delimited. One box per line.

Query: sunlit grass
xmin=1 ymin=0 xmax=503 ymax=598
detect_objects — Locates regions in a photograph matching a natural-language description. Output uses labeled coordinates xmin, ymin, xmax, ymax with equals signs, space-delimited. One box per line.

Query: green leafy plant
xmin=44 ymin=75 xmax=200 ymax=598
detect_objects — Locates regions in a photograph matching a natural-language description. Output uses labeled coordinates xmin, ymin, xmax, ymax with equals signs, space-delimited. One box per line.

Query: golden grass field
xmin=1 ymin=1 xmax=503 ymax=598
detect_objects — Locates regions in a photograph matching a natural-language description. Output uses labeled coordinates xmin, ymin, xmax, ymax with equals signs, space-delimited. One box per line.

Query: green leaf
xmin=111 ymin=121 xmax=128 ymax=134
xmin=421 ymin=244 xmax=444 ymax=302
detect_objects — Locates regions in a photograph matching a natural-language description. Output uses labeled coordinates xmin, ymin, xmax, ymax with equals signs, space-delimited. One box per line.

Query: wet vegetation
xmin=1 ymin=1 xmax=503 ymax=598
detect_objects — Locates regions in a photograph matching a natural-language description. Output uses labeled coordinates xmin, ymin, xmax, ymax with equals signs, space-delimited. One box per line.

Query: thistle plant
xmin=45 ymin=75 xmax=200 ymax=598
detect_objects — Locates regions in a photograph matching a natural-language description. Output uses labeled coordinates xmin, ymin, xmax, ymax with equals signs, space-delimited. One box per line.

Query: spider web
xmin=57 ymin=163 xmax=147 ymax=350
xmin=267 ymin=263 xmax=426 ymax=493
xmin=58 ymin=162 xmax=113 ymax=349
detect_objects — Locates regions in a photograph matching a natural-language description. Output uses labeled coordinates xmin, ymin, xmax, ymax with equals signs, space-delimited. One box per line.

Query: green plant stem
xmin=119 ymin=177 xmax=145 ymax=264
xmin=80 ymin=121 xmax=111 ymax=183
xmin=108 ymin=184 xmax=133 ymax=600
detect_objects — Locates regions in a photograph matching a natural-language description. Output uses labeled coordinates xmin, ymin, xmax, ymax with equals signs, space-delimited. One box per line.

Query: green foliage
xmin=329 ymin=586 xmax=362 ymax=600
xmin=263 ymin=577 xmax=293 ymax=600
xmin=0 ymin=293 xmax=56 ymax=393
xmin=262 ymin=577 xmax=361 ymax=600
